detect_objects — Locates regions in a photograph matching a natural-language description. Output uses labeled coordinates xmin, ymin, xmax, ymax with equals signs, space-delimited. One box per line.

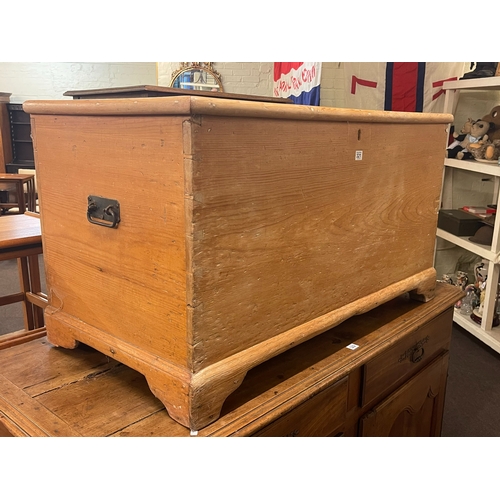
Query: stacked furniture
xmin=24 ymin=94 xmax=451 ymax=430
xmin=0 ymin=283 xmax=463 ymax=437
xmin=11 ymin=88 xmax=453 ymax=433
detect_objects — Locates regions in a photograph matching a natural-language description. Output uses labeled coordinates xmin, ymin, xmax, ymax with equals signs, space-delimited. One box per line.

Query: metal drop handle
xmin=87 ymin=195 xmax=121 ymax=229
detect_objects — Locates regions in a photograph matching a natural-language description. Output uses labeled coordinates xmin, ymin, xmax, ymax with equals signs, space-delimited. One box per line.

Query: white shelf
xmin=444 ymin=76 xmax=500 ymax=91
xmin=453 ymin=310 xmax=500 ymax=354
xmin=444 ymin=158 xmax=500 ymax=176
xmin=436 ymin=228 xmax=498 ymax=262
xmin=437 ymin=76 xmax=500 ymax=343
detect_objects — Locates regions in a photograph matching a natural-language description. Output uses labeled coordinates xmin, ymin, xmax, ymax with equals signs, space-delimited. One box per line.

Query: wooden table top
xmin=0 ymin=213 xmax=41 ymax=250
xmin=63 ymin=85 xmax=293 ymax=104
xmin=0 ymin=173 xmax=35 ymax=181
xmin=0 ymin=283 xmax=463 ymax=437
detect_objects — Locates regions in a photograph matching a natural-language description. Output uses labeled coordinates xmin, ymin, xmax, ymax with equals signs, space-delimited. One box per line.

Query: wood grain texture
xmin=0 ymin=213 xmax=41 ymax=250
xmin=189 ymin=116 xmax=446 ymax=368
xmin=26 ymin=97 xmax=451 ymax=429
xmin=252 ymin=377 xmax=348 ymax=437
xmin=24 ymin=96 xmax=453 ymax=124
xmin=32 ymin=114 xmax=189 ymax=366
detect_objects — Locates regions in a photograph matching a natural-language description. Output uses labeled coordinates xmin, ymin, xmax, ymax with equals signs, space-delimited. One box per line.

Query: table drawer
xmin=253 ymin=377 xmax=348 ymax=437
xmin=359 ymin=352 xmax=449 ymax=437
xmin=362 ymin=307 xmax=453 ymax=408
xmin=0 ymin=411 xmax=23 ymax=437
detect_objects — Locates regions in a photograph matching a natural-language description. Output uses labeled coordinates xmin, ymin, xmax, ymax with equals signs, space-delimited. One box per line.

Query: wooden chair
xmin=0 ymin=172 xmax=36 ymax=215
xmin=0 ymin=212 xmax=47 ymax=349
xmin=18 ymin=168 xmax=39 ymax=213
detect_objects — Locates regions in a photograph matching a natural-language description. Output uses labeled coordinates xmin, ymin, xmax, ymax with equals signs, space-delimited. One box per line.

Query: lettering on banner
xmin=274 ymin=65 xmax=317 ymax=97
xmin=301 ymin=65 xmax=316 ymax=84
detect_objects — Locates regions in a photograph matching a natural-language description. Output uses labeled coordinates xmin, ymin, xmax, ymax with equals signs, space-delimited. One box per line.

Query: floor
xmin=441 ymin=322 xmax=500 ymax=437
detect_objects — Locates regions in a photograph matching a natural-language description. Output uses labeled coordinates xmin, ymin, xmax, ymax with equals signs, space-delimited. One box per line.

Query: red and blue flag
xmin=344 ymin=62 xmax=466 ymax=112
xmin=273 ymin=62 xmax=322 ymax=105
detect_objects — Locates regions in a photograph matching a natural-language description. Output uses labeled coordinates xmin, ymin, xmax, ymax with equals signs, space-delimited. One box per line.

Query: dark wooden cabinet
xmin=346 ymin=307 xmax=454 ymax=436
xmin=359 ymin=353 xmax=449 ymax=436
xmin=0 ymin=93 xmax=13 ymax=173
xmin=252 ymin=377 xmax=348 ymax=437
xmin=0 ymin=283 xmax=461 ymax=437
xmin=5 ymin=103 xmax=34 ymax=173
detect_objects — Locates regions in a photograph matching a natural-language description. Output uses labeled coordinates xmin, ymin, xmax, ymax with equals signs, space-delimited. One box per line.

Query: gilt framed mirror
xmin=170 ymin=62 xmax=223 ymax=92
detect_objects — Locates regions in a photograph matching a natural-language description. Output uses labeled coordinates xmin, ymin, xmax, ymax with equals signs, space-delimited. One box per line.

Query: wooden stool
xmin=0 ymin=173 xmax=36 ymax=214
xmin=0 ymin=212 xmax=47 ymax=347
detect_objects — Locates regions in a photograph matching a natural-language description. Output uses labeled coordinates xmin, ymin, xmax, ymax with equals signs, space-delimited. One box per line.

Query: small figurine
xmin=474 ymin=262 xmax=487 ymax=284
xmin=454 ymin=271 xmax=470 ymax=309
xmin=460 ymin=284 xmax=478 ymax=316
xmin=441 ymin=274 xmax=454 ymax=285
xmin=456 ymin=271 xmax=469 ymax=290
xmin=470 ymin=277 xmax=500 ymax=326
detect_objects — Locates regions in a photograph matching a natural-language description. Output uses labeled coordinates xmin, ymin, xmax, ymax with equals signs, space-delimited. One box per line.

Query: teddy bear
xmin=469 ymin=139 xmax=500 ymax=162
xmin=454 ymin=117 xmax=474 ymax=138
xmin=481 ymin=105 xmax=500 ymax=142
xmin=447 ymin=118 xmax=473 ymax=151
xmin=446 ymin=119 xmax=492 ymax=159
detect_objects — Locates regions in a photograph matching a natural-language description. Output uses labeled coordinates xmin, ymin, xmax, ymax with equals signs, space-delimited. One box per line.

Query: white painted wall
xmin=0 ymin=62 xmax=157 ymax=102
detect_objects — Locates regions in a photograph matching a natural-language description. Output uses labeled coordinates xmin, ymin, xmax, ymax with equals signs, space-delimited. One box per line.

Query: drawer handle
xmin=410 ymin=347 xmax=425 ymax=363
xmin=87 ymin=195 xmax=121 ymax=229
xmin=398 ymin=336 xmax=429 ymax=363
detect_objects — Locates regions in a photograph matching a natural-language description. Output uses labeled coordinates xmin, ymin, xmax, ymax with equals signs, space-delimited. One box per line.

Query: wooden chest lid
xmin=22 ymin=96 xmax=453 ymax=125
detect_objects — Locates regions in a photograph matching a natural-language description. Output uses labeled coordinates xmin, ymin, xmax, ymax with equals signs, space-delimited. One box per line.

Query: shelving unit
xmin=5 ymin=103 xmax=34 ymax=173
xmin=0 ymin=93 xmax=12 ymax=172
xmin=437 ymin=76 xmax=500 ymax=353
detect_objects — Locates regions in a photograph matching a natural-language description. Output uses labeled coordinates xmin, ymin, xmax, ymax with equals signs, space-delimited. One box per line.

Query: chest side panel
xmin=32 ymin=114 xmax=189 ymax=364
xmin=190 ymin=115 xmax=446 ymax=368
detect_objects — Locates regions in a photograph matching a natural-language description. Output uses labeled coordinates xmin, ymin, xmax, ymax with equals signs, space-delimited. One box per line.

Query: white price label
xmin=346 ymin=343 xmax=360 ymax=350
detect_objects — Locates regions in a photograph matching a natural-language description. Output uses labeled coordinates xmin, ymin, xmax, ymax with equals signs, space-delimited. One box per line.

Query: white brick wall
xmin=317 ymin=62 xmax=346 ymax=108
xmin=156 ymin=62 xmax=179 ymax=87
xmin=0 ymin=62 xmax=157 ymax=102
xmin=157 ymin=62 xmax=274 ymax=97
